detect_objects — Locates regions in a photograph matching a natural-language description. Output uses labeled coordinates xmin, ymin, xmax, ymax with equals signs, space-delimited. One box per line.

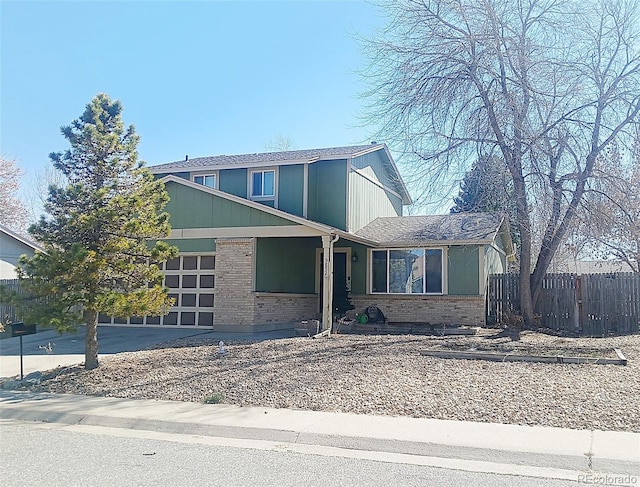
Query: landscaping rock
xmin=18 ymin=330 xmax=640 ymax=432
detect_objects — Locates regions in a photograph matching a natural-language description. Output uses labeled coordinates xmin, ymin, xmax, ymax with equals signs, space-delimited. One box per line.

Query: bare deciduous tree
xmin=574 ymin=139 xmax=640 ymax=272
xmin=25 ymin=164 xmax=68 ymax=224
xmin=362 ymin=0 xmax=640 ymax=327
xmin=264 ymin=135 xmax=298 ymax=152
xmin=0 ymin=156 xmax=28 ymax=233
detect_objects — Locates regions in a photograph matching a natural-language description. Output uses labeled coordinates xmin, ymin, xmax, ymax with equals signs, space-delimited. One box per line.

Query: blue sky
xmin=1 ymin=1 xmax=394 ymax=206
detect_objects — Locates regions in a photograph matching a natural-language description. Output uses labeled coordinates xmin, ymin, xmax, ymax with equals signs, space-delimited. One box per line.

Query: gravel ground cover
xmin=12 ymin=330 xmax=640 ymax=432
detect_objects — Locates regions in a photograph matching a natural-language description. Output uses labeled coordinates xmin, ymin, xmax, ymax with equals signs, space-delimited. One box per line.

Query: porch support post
xmin=321 ymin=234 xmax=339 ymax=333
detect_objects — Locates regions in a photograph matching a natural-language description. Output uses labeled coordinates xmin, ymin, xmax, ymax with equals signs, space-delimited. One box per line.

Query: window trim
xmin=369 ymin=247 xmax=446 ymax=295
xmin=249 ymin=167 xmax=277 ymax=200
xmin=192 ymin=171 xmax=218 ymax=189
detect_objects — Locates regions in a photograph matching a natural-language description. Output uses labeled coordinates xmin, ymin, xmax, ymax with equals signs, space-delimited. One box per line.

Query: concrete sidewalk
xmin=1 ymin=390 xmax=638 ymax=482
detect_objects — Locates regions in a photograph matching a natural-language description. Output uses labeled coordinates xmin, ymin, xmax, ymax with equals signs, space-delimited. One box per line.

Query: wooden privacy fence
xmin=0 ymin=279 xmax=21 ymax=324
xmin=487 ymin=273 xmax=640 ymax=336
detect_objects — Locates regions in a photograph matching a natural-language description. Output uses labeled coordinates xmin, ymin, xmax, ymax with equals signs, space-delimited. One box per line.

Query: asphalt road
xmin=0 ymin=419 xmax=588 ymax=487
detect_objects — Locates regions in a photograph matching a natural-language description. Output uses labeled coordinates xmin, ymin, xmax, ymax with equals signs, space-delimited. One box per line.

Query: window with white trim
xmin=193 ymin=173 xmax=217 ymax=189
xmin=371 ymin=248 xmax=444 ymax=294
xmin=250 ymin=169 xmax=275 ymax=197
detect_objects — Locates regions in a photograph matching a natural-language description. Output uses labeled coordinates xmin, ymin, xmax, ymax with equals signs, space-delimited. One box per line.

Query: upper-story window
xmin=251 ymin=169 xmax=275 ymax=198
xmin=371 ymin=248 xmax=444 ymax=294
xmin=193 ymin=173 xmax=217 ymax=189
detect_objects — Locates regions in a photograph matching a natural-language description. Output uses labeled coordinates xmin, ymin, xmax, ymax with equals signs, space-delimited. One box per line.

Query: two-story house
xmin=98 ymin=143 xmax=513 ymax=332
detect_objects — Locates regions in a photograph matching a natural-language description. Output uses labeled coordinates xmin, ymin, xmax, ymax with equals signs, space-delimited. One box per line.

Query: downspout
xmin=321 ymin=233 xmax=340 ymax=334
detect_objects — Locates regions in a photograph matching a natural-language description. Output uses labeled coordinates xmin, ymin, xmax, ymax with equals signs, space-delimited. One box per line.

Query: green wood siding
xmin=255 ymin=237 xmax=320 ymax=293
xmin=162 ymin=238 xmax=216 ymax=252
xmin=278 ymin=164 xmax=304 ymax=216
xmin=219 ymin=168 xmax=248 ymax=197
xmin=351 ymin=150 xmax=396 ymax=189
xmin=348 ymin=171 xmax=402 ymax=232
xmin=255 ymin=237 xmax=369 ymax=295
xmin=166 ymin=182 xmax=297 ymax=228
xmin=485 ymin=244 xmax=505 ymax=276
xmin=347 ymin=242 xmax=369 ymax=294
xmin=156 ymin=172 xmax=190 ymax=181
xmin=307 ymin=159 xmax=348 ymax=230
xmin=391 ymin=194 xmax=403 ymax=215
xmin=348 ymin=150 xmax=404 ymax=232
xmin=447 ymin=245 xmax=480 ymax=295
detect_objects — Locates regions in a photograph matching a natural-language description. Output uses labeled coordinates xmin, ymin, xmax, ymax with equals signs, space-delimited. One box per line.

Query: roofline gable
xmin=355 ymin=213 xmax=514 ymax=249
xmin=152 ymin=158 xmax=318 ymax=173
xmin=159 ymin=179 xmax=514 ymax=251
xmin=159 ymin=175 xmax=379 ymax=246
xmin=149 ymin=144 xmax=384 ymax=173
xmin=496 ymin=215 xmax=516 ymax=259
xmin=0 ymin=224 xmax=44 ymax=253
xmin=378 ymin=144 xmax=412 ymax=205
xmin=151 ymin=143 xmax=413 ymax=206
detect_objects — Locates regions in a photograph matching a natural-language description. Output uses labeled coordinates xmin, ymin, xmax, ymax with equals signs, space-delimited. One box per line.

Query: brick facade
xmin=214 ymin=238 xmax=255 ymax=327
xmin=214 ymin=238 xmax=319 ymax=332
xmin=352 ymin=294 xmax=486 ymax=327
xmin=194 ymin=239 xmax=486 ymax=331
xmin=254 ymin=293 xmax=319 ymax=324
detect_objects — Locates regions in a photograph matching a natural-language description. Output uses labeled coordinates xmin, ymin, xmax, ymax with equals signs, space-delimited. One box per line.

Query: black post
xmin=19 ymin=335 xmax=24 ymax=380
xmin=9 ymin=323 xmax=36 ymax=380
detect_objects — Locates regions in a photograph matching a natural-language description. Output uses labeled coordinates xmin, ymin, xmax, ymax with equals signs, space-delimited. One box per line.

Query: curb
xmin=1 ymin=391 xmax=638 ymax=478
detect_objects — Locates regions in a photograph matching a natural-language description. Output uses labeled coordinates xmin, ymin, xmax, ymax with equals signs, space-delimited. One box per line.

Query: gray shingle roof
xmin=149 ymin=144 xmax=384 ymax=172
xmin=355 ymin=213 xmax=506 ymax=246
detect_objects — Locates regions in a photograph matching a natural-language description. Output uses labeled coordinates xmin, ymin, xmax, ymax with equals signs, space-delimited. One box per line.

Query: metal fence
xmin=487 ymin=273 xmax=640 ymax=336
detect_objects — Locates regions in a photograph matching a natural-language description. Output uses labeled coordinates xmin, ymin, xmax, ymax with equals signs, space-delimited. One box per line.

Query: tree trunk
xmin=517 ymin=245 xmax=534 ymax=341
xmin=507 ymin=154 xmax=534 ymax=336
xmin=84 ymin=310 xmax=99 ymax=370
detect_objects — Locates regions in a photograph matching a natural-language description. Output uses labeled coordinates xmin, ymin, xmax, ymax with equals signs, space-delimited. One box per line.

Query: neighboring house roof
xmin=0 ymin=223 xmax=44 ymax=253
xmin=356 ymin=213 xmax=512 ymax=249
xmin=150 ymin=144 xmax=386 ymax=172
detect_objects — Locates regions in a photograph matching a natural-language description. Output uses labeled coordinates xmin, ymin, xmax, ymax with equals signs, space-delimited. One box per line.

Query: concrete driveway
xmin=0 ymin=325 xmax=293 ymax=379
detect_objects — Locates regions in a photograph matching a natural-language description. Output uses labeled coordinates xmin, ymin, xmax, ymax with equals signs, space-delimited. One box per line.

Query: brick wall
xmin=254 ymin=293 xmax=319 ymax=323
xmin=352 ymin=294 xmax=486 ymax=326
xmin=214 ymin=238 xmax=255 ymax=327
xmin=213 ymin=239 xmax=485 ymax=331
xmin=214 ymin=239 xmax=319 ymax=331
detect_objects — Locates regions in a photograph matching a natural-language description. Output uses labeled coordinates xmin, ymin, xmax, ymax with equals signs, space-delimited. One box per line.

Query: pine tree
xmin=16 ymin=94 xmax=177 ymax=369
xmin=451 ymin=155 xmax=520 ymax=255
xmin=451 ymin=155 xmax=512 ymax=213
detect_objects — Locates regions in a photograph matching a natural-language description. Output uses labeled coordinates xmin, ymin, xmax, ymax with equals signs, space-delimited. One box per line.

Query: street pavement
xmin=0 ymin=390 xmax=638 ymax=484
xmin=0 ymin=325 xmax=638 ymax=484
xmin=0 ymin=419 xmax=591 ymax=487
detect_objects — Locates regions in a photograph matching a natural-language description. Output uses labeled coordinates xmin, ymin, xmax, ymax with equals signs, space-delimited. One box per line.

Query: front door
xmin=318 ymin=250 xmax=349 ymax=314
